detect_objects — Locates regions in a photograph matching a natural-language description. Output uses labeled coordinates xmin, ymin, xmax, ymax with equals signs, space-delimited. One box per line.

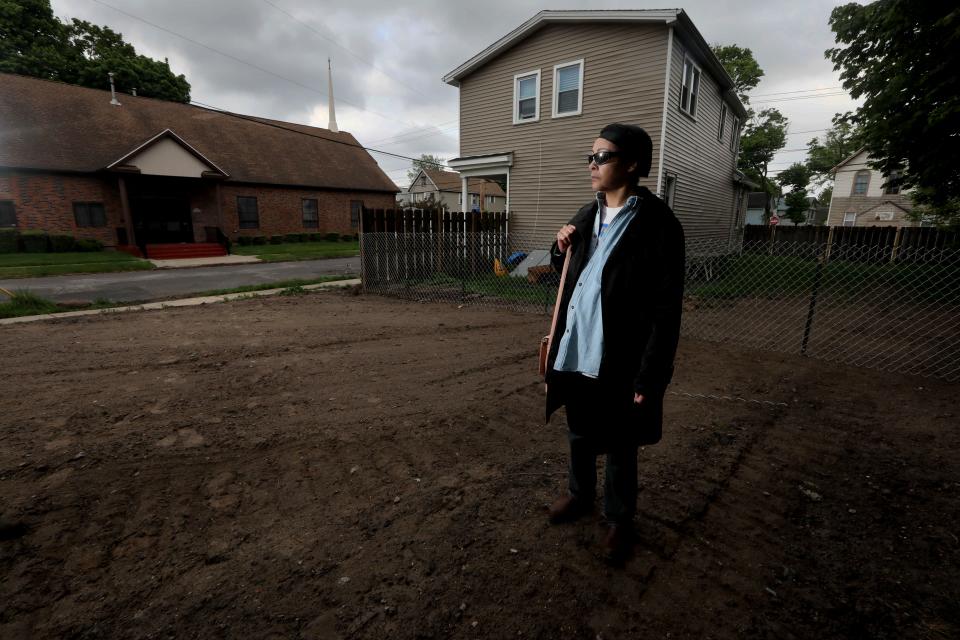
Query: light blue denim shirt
xmin=553 ymin=193 xmax=639 ymax=378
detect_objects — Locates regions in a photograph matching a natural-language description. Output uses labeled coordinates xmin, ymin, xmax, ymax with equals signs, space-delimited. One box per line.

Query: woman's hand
xmin=556 ymin=224 xmax=577 ymax=252
xmin=633 ymin=393 xmax=645 ymax=405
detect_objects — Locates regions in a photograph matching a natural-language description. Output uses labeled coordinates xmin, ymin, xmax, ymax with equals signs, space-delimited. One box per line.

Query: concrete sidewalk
xmin=0 ymin=256 xmax=359 ymax=303
xmin=0 ymin=278 xmax=361 ymax=326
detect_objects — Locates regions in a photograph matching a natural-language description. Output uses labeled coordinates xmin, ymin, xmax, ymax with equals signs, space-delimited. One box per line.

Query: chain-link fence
xmin=360 ymin=222 xmax=960 ymax=382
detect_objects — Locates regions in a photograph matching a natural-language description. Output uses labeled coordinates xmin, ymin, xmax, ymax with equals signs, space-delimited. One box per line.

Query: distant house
xmin=745 ymin=191 xmax=771 ymax=226
xmin=398 ymin=168 xmax=506 ymax=212
xmin=826 ymin=148 xmax=919 ymax=227
xmin=0 ymin=73 xmax=397 ymax=254
xmin=442 ymin=9 xmax=751 ymax=247
xmin=774 ymin=196 xmax=827 ymax=226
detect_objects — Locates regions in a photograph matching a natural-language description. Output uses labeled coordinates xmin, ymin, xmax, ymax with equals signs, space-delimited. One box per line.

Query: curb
xmin=0 ymin=278 xmax=361 ymax=326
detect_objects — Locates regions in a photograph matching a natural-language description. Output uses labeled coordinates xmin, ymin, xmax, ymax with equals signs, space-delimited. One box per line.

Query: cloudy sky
xmin=51 ymin=0 xmax=861 ymax=189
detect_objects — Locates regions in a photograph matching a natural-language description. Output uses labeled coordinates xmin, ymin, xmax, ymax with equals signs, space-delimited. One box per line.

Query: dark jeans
xmin=562 ymin=375 xmax=639 ymax=524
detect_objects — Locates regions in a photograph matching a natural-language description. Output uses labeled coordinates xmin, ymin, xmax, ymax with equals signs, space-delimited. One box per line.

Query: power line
xmin=86 ymin=0 xmax=426 ymax=130
xmin=749 ymin=86 xmax=842 ymax=98
xmin=258 ymin=0 xmax=431 ymax=100
xmin=753 ymin=92 xmax=849 ymax=104
xmin=364 ymin=120 xmax=459 ymax=146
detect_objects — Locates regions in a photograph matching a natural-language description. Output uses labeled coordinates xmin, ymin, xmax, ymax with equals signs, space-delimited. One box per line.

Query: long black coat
xmin=544 ymin=186 xmax=685 ymax=446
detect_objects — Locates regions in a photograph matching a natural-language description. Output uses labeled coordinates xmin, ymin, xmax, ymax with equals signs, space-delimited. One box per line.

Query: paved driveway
xmin=0 ymin=257 xmax=359 ymax=303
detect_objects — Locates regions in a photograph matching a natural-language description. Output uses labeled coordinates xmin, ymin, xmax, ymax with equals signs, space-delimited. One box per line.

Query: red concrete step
xmin=146 ymin=243 xmax=227 ymax=260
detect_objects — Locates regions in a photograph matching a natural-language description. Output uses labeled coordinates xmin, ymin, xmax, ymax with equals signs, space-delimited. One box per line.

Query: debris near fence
xmin=360 ymin=214 xmax=960 ymax=382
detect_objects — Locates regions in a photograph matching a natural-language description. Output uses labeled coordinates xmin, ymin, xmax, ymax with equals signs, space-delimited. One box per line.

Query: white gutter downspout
xmin=655 ymin=27 xmax=674 ymax=196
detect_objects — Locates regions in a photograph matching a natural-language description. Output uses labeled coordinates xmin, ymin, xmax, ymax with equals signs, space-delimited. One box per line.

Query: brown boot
xmin=547 ymin=495 xmax=592 ymax=524
xmin=602 ymin=522 xmax=635 ymax=565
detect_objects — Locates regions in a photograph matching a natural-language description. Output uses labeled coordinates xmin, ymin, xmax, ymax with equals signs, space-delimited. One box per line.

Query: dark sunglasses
xmin=586 ymin=150 xmax=621 ymax=166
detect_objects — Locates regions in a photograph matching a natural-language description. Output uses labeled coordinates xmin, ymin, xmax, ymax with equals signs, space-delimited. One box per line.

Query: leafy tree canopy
xmin=777 ymin=162 xmax=812 ymax=192
xmin=711 ymin=44 xmax=764 ymax=102
xmin=805 ymin=112 xmax=864 ymax=186
xmin=712 ymin=44 xmax=787 ymax=211
xmin=784 ymin=189 xmax=810 ymax=224
xmin=0 ymin=0 xmax=190 ymax=102
xmin=739 ymin=108 xmax=789 ymax=183
xmin=827 ymin=1 xmax=960 ymax=226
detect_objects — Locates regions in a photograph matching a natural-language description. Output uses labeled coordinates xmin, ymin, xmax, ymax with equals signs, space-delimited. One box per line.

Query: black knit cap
xmin=599 ymin=123 xmax=652 ymax=178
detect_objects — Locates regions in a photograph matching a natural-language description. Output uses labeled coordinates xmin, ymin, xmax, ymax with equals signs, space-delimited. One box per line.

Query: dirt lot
xmin=1 ymin=290 xmax=958 ymax=639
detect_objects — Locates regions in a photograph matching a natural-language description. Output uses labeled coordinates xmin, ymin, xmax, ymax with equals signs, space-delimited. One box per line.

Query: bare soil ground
xmin=1 ymin=290 xmax=958 ymax=639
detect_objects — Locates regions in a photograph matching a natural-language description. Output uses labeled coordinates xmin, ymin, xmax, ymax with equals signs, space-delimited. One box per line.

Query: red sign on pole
xmin=769 ymin=215 xmax=780 ymax=226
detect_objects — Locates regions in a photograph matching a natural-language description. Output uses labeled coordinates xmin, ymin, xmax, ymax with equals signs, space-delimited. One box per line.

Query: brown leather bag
xmin=539 ymin=247 xmax=572 ymax=379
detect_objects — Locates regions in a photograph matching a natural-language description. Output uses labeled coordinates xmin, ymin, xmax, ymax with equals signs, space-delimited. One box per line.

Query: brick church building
xmin=0 ymin=73 xmax=398 ymax=256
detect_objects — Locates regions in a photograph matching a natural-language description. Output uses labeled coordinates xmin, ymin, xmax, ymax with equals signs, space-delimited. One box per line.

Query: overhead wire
xmin=85 ymin=0 xmax=432 ymax=130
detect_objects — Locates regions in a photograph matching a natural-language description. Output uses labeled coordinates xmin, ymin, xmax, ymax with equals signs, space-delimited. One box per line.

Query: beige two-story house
xmin=826 ymin=148 xmax=919 ymax=227
xmin=398 ymin=168 xmax=506 ymax=212
xmin=442 ymin=9 xmax=750 ymax=247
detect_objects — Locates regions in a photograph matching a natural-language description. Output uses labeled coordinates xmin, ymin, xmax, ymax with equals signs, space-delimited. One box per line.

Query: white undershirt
xmin=599 ymin=205 xmax=623 ymax=235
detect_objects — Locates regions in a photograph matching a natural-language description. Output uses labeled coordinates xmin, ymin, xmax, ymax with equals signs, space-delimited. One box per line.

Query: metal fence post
xmin=800 ymin=243 xmax=826 ymax=355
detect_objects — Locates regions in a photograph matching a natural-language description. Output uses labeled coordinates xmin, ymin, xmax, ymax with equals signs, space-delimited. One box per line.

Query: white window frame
xmin=852 ymin=170 xmax=871 ymax=196
xmin=730 ymin=115 xmax=741 ymax=152
xmin=551 ymin=59 xmax=584 ymax=118
xmin=679 ymin=55 xmax=702 ymax=118
xmin=664 ymin=174 xmax=678 ymax=209
xmin=513 ymin=69 xmax=541 ymax=124
xmin=717 ymin=102 xmax=727 ymax=142
xmin=843 ymin=211 xmax=856 ymax=227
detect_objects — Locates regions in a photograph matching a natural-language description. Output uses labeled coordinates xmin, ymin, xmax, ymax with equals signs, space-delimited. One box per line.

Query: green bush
xmin=20 ymin=231 xmax=49 ymax=253
xmin=284 ymin=233 xmax=306 ymax=243
xmin=236 ymin=236 xmax=253 ymax=246
xmin=49 ymin=235 xmax=78 ymax=252
xmin=0 ymin=229 xmax=17 ymax=253
xmin=308 ymin=233 xmax=324 ymax=242
xmin=75 ymin=238 xmax=103 ymax=252
xmin=324 ymin=232 xmax=340 ymax=242
xmin=252 ymin=236 xmax=267 ymax=245
xmin=353 ymin=233 xmax=360 ymax=241
xmin=340 ymin=234 xmax=354 ymax=242
xmin=269 ymin=235 xmax=285 ymax=244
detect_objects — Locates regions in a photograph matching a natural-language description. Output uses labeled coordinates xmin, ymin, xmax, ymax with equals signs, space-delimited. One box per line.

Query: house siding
xmin=661 ymin=32 xmax=741 ymax=247
xmin=827 ymin=151 xmax=916 ymax=226
xmin=457 ymin=23 xmax=670 ymax=245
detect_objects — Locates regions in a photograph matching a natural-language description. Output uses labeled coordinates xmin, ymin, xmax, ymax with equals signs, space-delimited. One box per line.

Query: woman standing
xmin=544 ymin=123 xmax=685 ymax=563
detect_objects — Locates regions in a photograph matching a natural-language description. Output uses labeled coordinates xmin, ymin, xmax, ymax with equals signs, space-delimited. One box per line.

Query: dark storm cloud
xmin=50 ymin=0 xmax=856 ymax=185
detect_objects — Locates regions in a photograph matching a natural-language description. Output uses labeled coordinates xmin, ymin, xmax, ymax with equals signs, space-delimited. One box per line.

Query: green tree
xmin=0 ymin=0 xmax=72 ymax=80
xmin=65 ymin=20 xmax=190 ymax=102
xmin=777 ymin=162 xmax=813 ymax=224
xmin=776 ymin=162 xmax=812 ymax=193
xmin=0 ymin=0 xmax=190 ymax=102
xmin=806 ymin=112 xmax=864 ymax=186
xmin=739 ymin=108 xmax=789 ymax=213
xmin=711 ymin=44 xmax=787 ymax=216
xmin=711 ymin=44 xmax=764 ymax=102
xmin=782 ymin=190 xmax=809 ymax=224
xmin=827 ymin=1 xmax=960 ymax=226
xmin=407 ymin=154 xmax=446 ymax=184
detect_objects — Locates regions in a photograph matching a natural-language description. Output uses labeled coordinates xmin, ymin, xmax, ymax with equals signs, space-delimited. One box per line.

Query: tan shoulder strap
xmin=546 ymin=248 xmax=572 ymax=352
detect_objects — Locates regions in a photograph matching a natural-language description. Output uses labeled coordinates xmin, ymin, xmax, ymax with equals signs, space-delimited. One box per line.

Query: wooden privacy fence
xmin=360 ymin=208 xmax=512 ymax=283
xmin=742 ymin=224 xmax=959 ymax=264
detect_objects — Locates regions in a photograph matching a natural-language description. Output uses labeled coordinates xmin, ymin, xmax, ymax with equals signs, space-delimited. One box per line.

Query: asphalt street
xmin=0 ymin=257 xmax=360 ymax=303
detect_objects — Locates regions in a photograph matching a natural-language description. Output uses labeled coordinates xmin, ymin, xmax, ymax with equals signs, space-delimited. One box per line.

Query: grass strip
xmin=0 ymin=276 xmax=358 ymax=319
xmin=233 ymin=241 xmax=360 ymax=262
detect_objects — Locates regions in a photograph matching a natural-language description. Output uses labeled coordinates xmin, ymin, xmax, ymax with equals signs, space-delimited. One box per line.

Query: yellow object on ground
xmin=493 ymin=258 xmax=508 ymax=277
